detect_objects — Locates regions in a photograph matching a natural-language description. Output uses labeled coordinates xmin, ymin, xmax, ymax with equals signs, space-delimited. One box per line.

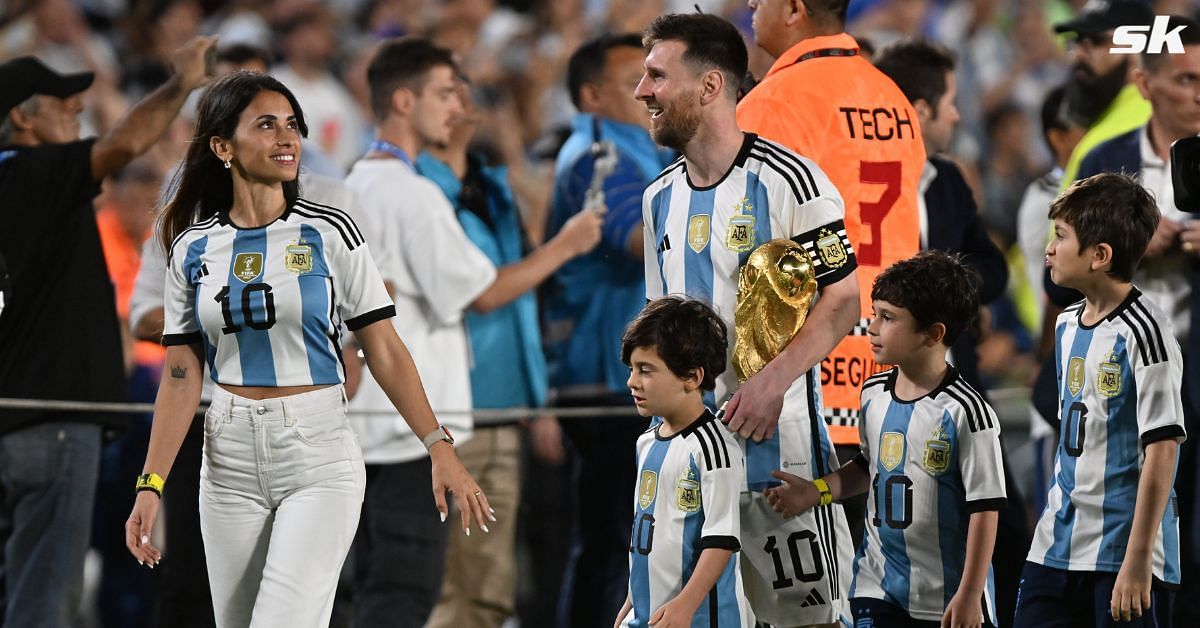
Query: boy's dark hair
xmin=874 ymin=39 xmax=957 ymax=114
xmin=621 ymin=296 xmax=728 ymax=391
xmin=1141 ymin=15 xmax=1200 ymax=73
xmin=871 ymin=251 xmax=981 ymax=346
xmin=367 ymin=37 xmax=458 ymax=121
xmin=1048 ymin=172 xmax=1159 ymax=282
xmin=567 ymin=33 xmax=644 ymax=110
xmin=643 ymin=13 xmax=748 ymax=98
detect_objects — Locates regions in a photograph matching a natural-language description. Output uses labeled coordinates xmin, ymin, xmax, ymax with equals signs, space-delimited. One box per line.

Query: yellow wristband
xmin=812 ymin=477 xmax=833 ymax=506
xmin=135 ymin=473 xmax=165 ymax=498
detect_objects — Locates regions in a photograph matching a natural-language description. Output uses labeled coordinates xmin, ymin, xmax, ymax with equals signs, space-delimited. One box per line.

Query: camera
xmin=1170 ymin=135 xmax=1200 ymax=213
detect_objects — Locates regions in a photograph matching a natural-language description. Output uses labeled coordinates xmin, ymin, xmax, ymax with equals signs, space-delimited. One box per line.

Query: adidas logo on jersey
xmin=799 ymin=588 xmax=827 ymax=608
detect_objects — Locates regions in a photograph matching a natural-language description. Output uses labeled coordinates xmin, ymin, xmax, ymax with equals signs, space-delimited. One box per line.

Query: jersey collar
xmin=763 ymin=33 xmax=861 ymax=82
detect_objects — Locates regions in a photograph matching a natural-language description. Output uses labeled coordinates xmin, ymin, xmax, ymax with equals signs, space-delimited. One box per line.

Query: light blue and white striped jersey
xmin=163 ymin=198 xmax=394 ymax=386
xmin=642 ymin=133 xmax=856 ymax=490
xmin=1028 ymin=289 xmax=1186 ymax=582
xmin=624 ymin=411 xmax=754 ymax=628
xmin=850 ymin=367 xmax=1006 ymax=623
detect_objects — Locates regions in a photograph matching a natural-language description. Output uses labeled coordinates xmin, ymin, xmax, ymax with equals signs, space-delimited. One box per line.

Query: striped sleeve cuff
xmin=162 ymin=331 xmax=202 ymax=346
xmin=1142 ymin=425 xmax=1186 ymax=448
xmin=965 ymin=497 xmax=1007 ymax=513
xmin=345 ymin=305 xmax=396 ymax=331
xmin=699 ymin=535 xmax=741 ymax=551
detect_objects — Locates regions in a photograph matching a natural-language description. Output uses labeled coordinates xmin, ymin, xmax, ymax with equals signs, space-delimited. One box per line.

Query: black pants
xmin=557 ymin=395 xmax=647 ymax=628
xmin=350 ymin=458 xmax=449 ymax=628
xmin=154 ymin=418 xmax=215 ymax=628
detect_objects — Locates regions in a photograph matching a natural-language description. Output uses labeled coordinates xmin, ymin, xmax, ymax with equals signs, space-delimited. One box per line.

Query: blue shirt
xmin=544 ymin=114 xmax=674 ymax=397
xmin=417 ymin=152 xmax=546 ymax=413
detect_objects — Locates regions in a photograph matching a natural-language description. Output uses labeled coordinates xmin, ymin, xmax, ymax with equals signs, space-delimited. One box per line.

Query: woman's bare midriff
xmin=218 ymin=383 xmax=331 ymax=400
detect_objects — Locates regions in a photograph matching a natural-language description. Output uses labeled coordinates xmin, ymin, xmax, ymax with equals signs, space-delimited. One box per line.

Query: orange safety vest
xmin=737 ymin=33 xmax=926 ymax=445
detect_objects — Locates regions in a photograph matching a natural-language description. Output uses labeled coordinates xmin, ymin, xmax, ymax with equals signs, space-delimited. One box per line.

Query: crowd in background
xmin=2 ymin=0 xmax=1200 ymax=626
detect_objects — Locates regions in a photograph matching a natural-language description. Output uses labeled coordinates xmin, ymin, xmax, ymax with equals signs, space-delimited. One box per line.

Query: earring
xmin=223 ymin=160 xmax=231 ymax=169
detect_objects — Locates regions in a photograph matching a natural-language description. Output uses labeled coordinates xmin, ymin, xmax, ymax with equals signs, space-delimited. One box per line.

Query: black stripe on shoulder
xmin=705 ymin=419 xmax=732 ymax=468
xmin=168 ymin=215 xmax=220 ymax=262
xmin=749 ymin=148 xmax=812 ymax=202
xmin=690 ymin=428 xmax=715 ymax=471
xmin=863 ymin=371 xmax=892 ymax=389
xmin=952 ymin=379 xmax=995 ymax=430
xmin=943 ymin=385 xmax=981 ymax=433
xmin=295 ymin=198 xmax=364 ymax=248
xmin=649 ymin=157 xmax=686 ymax=186
xmin=1063 ymin=299 xmax=1086 ymax=313
xmin=1117 ymin=312 xmax=1152 ymax=367
xmin=1142 ymin=425 xmax=1185 ymax=448
xmin=292 ymin=206 xmax=361 ymax=250
xmin=698 ymin=420 xmax=729 ymax=469
xmin=1130 ymin=299 xmax=1169 ymax=365
xmin=754 ymin=138 xmax=821 ymax=198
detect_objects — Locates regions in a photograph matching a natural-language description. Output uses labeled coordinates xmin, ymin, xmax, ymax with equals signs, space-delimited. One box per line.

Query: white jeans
xmin=200 ymin=385 xmax=365 ymax=628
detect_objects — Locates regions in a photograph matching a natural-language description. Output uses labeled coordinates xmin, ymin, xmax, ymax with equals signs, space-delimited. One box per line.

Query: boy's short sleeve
xmin=697 ymin=430 xmax=744 ymax=551
xmin=1133 ymin=327 xmax=1187 ymax=448
xmin=956 ymin=401 xmax=1008 ymax=513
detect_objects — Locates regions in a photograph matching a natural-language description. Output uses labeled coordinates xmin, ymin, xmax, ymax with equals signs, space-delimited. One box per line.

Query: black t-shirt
xmin=0 ymin=140 xmax=128 ymax=434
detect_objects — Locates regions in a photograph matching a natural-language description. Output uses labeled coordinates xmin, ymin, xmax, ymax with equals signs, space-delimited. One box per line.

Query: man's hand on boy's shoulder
xmin=722 ymin=363 xmax=788 ymax=441
xmin=764 ymin=470 xmax=819 ymax=519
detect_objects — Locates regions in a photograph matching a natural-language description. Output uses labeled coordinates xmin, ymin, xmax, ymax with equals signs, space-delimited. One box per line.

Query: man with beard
xmin=638 ymin=13 xmax=858 ymax=627
xmin=1067 ymin=17 xmax=1200 ymax=623
xmin=735 ymin=1 xmax=927 ymax=543
xmin=1055 ymin=0 xmax=1154 ymax=186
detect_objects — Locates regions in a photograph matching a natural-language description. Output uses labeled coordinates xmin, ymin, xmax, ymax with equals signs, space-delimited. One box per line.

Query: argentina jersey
xmin=642 ymin=133 xmax=856 ymax=490
xmin=625 ymin=411 xmax=753 ymax=628
xmin=851 ymin=367 xmax=1006 ymax=623
xmin=163 ymin=198 xmax=394 ymax=386
xmin=1028 ymin=290 xmax=1186 ymax=582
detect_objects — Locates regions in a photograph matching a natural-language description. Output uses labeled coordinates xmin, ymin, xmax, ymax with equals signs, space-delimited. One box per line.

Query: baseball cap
xmin=0 ymin=57 xmax=94 ymax=119
xmin=1053 ymin=0 xmax=1154 ymax=36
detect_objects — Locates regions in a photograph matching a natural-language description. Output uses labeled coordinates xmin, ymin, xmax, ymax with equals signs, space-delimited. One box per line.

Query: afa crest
xmin=676 ymin=466 xmax=701 ymax=513
xmin=638 ymin=470 xmax=658 ymax=510
xmin=1067 ymin=356 xmax=1086 ymax=396
xmin=284 ymin=242 xmax=313 ymax=274
xmin=688 ymin=214 xmax=711 ymax=253
xmin=922 ymin=424 xmax=951 ymax=475
xmin=1097 ymin=351 xmax=1122 ymax=398
xmin=880 ymin=432 xmax=905 ymax=472
xmin=724 ymin=198 xmax=756 ymax=253
xmin=233 ymin=252 xmax=263 ymax=283
xmin=816 ymin=228 xmax=847 ymax=268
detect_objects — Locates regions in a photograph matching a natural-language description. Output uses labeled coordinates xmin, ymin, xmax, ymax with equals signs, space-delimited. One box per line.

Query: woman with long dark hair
xmin=124 ymin=71 xmax=492 ymax=627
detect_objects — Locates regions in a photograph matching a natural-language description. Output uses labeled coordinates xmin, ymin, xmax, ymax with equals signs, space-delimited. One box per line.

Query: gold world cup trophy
xmin=733 ymin=239 xmax=818 ymax=382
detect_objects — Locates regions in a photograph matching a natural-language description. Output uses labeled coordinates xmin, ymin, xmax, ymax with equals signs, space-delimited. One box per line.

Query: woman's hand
xmin=125 ymin=491 xmax=163 ymax=567
xmin=429 ymin=443 xmax=496 ymax=535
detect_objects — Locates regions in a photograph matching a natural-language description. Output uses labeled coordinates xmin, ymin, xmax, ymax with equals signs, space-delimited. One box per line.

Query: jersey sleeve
xmin=642 ymin=186 xmax=664 ymax=300
xmin=1132 ymin=324 xmax=1187 ymax=447
xmin=774 ymin=154 xmax=855 ymax=287
xmin=956 ymin=402 xmax=1008 ymax=513
xmin=329 ymin=226 xmax=395 ymax=332
xmin=698 ymin=435 xmax=744 ymax=551
xmin=398 ymin=182 xmax=497 ymax=326
xmin=130 ymin=236 xmax=167 ymax=333
xmin=162 ymin=236 xmax=202 ymax=346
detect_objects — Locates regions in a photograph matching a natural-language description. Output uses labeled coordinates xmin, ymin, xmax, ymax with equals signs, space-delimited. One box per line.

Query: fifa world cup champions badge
xmin=233 ymin=252 xmax=263 ymax=282
xmin=638 ymin=470 xmax=658 ymax=510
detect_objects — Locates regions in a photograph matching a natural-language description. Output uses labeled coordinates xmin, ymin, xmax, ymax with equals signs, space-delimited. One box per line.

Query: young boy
xmin=614 ymin=296 xmax=754 ymax=628
xmin=765 ymin=251 xmax=1007 ymax=628
xmin=1015 ymin=172 xmax=1186 ymax=627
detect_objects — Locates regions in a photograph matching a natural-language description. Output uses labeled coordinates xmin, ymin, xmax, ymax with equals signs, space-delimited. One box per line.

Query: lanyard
xmin=790 ymin=47 xmax=858 ymax=66
xmin=368 ymin=140 xmax=413 ymax=168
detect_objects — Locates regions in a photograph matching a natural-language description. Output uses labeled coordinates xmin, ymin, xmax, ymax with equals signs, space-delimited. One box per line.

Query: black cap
xmin=0 ymin=57 xmax=94 ymax=119
xmin=1053 ymin=0 xmax=1154 ymax=35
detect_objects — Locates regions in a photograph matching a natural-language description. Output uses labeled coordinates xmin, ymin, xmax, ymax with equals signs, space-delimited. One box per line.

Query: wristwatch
xmin=422 ymin=424 xmax=455 ymax=450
